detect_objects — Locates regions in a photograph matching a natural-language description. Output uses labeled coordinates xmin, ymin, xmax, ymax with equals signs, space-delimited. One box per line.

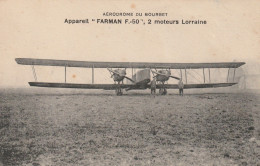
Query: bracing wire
xmin=31 ymin=65 xmax=37 ymax=82
xmin=186 ymin=70 xmax=202 ymax=83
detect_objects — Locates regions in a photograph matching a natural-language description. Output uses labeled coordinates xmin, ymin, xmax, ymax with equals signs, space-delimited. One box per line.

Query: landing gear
xmin=159 ymin=88 xmax=167 ymax=95
xmin=115 ymin=88 xmax=123 ymax=96
xmin=159 ymin=82 xmax=167 ymax=95
xmin=115 ymin=81 xmax=123 ymax=96
xmin=115 ymin=87 xmax=123 ymax=96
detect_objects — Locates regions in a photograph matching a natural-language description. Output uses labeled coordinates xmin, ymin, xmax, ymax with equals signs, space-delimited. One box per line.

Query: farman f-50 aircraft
xmin=15 ymin=58 xmax=245 ymax=95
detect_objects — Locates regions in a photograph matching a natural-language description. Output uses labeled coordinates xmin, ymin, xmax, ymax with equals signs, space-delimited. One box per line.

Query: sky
xmin=0 ymin=0 xmax=259 ymax=87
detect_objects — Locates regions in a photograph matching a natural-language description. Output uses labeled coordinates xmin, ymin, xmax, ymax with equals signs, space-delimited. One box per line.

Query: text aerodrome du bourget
xmin=64 ymin=12 xmax=207 ymax=25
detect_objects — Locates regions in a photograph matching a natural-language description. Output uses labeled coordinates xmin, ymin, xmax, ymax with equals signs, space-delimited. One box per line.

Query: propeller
xmin=169 ymin=75 xmax=180 ymax=80
xmin=151 ymin=70 xmax=180 ymax=80
xmin=107 ymin=68 xmax=135 ymax=83
xmin=124 ymin=76 xmax=135 ymax=83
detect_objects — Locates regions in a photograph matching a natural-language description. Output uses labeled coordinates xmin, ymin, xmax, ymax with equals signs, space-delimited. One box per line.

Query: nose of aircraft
xmin=118 ymin=69 xmax=126 ymax=76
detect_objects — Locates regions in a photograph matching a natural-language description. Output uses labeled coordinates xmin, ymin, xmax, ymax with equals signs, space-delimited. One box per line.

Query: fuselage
xmin=125 ymin=69 xmax=151 ymax=90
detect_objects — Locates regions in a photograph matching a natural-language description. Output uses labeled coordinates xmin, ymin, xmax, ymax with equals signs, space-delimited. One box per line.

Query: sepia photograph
xmin=0 ymin=0 xmax=259 ymax=165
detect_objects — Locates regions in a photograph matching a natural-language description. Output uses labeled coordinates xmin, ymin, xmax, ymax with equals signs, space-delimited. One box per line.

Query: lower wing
xmin=154 ymin=83 xmax=237 ymax=89
xmin=29 ymin=82 xmax=140 ymax=90
xmin=28 ymin=82 xmax=237 ymax=90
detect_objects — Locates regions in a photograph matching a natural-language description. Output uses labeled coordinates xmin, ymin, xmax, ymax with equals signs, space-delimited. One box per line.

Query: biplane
xmin=15 ymin=58 xmax=245 ymax=95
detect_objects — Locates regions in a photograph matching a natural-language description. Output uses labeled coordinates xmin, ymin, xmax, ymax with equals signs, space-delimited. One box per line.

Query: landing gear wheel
xmin=115 ymin=88 xmax=123 ymax=96
xmin=159 ymin=88 xmax=164 ymax=95
xmin=164 ymin=89 xmax=167 ymax=95
xmin=159 ymin=88 xmax=167 ymax=95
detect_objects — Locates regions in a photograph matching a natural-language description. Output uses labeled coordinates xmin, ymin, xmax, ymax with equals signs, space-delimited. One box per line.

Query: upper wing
xmin=16 ymin=58 xmax=245 ymax=69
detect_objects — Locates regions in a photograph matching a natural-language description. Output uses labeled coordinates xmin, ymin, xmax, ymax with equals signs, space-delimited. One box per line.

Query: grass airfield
xmin=0 ymin=88 xmax=259 ymax=165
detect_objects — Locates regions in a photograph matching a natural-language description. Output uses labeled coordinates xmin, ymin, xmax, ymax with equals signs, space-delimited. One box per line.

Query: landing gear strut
xmin=115 ymin=81 xmax=123 ymax=96
xmin=115 ymin=88 xmax=123 ymax=96
xmin=159 ymin=88 xmax=167 ymax=95
xmin=159 ymin=82 xmax=167 ymax=95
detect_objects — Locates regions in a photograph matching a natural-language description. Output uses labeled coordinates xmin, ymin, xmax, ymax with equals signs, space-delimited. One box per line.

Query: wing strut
xmin=31 ymin=65 xmax=37 ymax=82
xmin=180 ymin=69 xmax=182 ymax=80
xmin=65 ymin=66 xmax=67 ymax=83
xmin=132 ymin=68 xmax=133 ymax=78
xmin=185 ymin=69 xmax=187 ymax=84
xmin=203 ymin=68 xmax=205 ymax=83
xmin=208 ymin=68 xmax=211 ymax=83
xmin=233 ymin=68 xmax=236 ymax=82
xmin=227 ymin=68 xmax=230 ymax=82
xmin=92 ymin=65 xmax=94 ymax=84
